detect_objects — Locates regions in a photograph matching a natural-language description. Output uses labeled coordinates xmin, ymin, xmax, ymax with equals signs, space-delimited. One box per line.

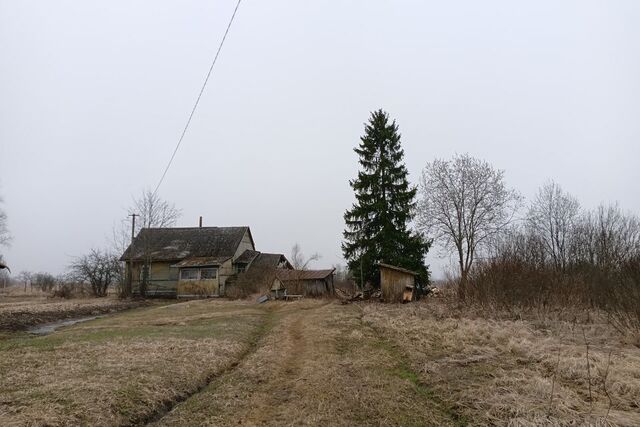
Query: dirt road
xmin=153 ymin=301 xmax=461 ymax=426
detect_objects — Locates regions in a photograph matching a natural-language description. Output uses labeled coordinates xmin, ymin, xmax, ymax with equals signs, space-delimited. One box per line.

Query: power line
xmin=153 ymin=0 xmax=243 ymax=197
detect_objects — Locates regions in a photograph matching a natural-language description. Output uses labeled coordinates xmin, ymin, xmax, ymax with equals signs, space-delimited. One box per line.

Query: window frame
xmin=200 ymin=268 xmax=218 ymax=280
xmin=179 ymin=268 xmax=199 ymax=281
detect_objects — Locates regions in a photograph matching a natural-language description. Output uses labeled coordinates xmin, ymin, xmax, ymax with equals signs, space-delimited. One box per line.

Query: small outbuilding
xmin=379 ymin=263 xmax=418 ymax=303
xmin=272 ymin=269 xmax=335 ymax=298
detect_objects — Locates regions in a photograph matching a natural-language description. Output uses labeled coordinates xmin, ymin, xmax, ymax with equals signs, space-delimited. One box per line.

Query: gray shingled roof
xmin=234 ymin=249 xmax=260 ymax=264
xmin=251 ymin=253 xmax=292 ymax=269
xmin=120 ymin=227 xmax=251 ymax=262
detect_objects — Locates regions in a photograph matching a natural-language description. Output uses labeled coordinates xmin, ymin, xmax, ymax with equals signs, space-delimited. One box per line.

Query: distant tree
xmin=0 ymin=194 xmax=11 ymax=273
xmin=18 ymin=271 xmax=33 ymax=292
xmin=571 ymin=203 xmax=640 ymax=269
xmin=290 ymin=243 xmax=320 ymax=270
xmin=69 ymin=249 xmax=120 ymax=297
xmin=110 ymin=219 xmax=131 ymax=296
xmin=526 ymin=181 xmax=580 ymax=271
xmin=133 ymin=189 xmax=181 ymax=233
xmin=0 ymin=194 xmax=10 ymax=248
xmin=32 ymin=272 xmax=57 ymax=292
xmin=418 ymin=154 xmax=521 ymax=284
xmin=128 ymin=190 xmax=181 ymax=297
xmin=343 ymin=110 xmax=431 ymax=287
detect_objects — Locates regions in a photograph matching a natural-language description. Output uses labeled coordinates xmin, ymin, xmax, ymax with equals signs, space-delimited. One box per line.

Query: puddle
xmin=28 ymin=316 xmax=102 ymax=335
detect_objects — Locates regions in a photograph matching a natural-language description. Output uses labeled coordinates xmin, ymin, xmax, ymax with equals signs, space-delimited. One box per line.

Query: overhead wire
xmin=152 ymin=0 xmax=243 ymax=197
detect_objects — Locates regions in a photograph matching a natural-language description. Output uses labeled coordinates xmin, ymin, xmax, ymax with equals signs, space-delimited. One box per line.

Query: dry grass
xmin=154 ymin=300 xmax=461 ymax=427
xmin=363 ymin=298 xmax=640 ymax=426
xmin=0 ymin=300 xmax=268 ymax=426
xmin=3 ymin=296 xmax=638 ymax=426
xmin=0 ymin=295 xmax=148 ymax=331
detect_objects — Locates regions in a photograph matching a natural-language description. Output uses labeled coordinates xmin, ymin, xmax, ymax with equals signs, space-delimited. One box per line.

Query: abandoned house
xmin=272 ymin=269 xmax=335 ymax=297
xmin=120 ymin=226 xmax=288 ymax=298
xmin=379 ymin=263 xmax=417 ymax=303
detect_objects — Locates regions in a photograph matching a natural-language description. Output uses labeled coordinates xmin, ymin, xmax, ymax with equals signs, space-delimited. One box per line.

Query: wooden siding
xmin=177 ymin=279 xmax=218 ymax=297
xmin=380 ymin=266 xmax=415 ymax=303
xmin=281 ymin=278 xmax=333 ymax=297
xmin=233 ymin=230 xmax=255 ymax=259
xmin=127 ymin=261 xmax=179 ymax=297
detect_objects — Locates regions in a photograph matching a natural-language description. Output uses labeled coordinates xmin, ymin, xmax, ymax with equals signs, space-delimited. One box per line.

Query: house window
xmin=200 ymin=268 xmax=218 ymax=280
xmin=139 ymin=264 xmax=151 ymax=281
xmin=234 ymin=264 xmax=246 ymax=274
xmin=180 ymin=268 xmax=199 ymax=281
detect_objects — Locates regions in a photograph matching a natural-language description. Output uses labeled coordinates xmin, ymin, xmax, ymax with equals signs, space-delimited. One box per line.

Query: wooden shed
xmin=379 ymin=263 xmax=418 ymax=303
xmin=272 ymin=269 xmax=335 ymax=297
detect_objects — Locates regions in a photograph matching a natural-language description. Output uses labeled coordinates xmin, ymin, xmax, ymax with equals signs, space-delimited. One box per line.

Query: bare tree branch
xmin=417 ymin=154 xmax=521 ymax=281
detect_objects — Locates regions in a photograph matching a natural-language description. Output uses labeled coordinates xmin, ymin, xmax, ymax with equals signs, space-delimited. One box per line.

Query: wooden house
xmin=120 ymin=226 xmax=287 ymax=298
xmin=379 ymin=263 xmax=417 ymax=303
xmin=272 ymin=269 xmax=335 ymax=297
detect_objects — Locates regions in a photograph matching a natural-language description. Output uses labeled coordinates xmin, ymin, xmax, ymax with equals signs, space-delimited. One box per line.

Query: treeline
xmin=14 ymin=249 xmax=124 ymax=298
xmin=464 ymin=182 xmax=640 ymax=333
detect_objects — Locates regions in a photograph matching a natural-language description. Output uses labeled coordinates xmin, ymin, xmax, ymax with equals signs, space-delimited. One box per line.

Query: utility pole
xmin=127 ymin=213 xmax=138 ymax=297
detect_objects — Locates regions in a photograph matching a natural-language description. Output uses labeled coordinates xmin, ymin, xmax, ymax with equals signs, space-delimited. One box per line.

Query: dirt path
xmin=154 ymin=301 xmax=460 ymax=426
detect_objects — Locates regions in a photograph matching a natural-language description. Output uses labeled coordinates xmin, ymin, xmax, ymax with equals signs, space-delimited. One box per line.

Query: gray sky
xmin=1 ymin=0 xmax=639 ymax=278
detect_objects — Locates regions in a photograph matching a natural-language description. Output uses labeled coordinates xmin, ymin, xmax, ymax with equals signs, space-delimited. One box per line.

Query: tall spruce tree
xmin=342 ymin=110 xmax=430 ymax=287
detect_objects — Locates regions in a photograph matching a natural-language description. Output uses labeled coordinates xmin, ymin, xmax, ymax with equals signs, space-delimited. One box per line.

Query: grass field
xmin=1 ymin=297 xmax=638 ymax=426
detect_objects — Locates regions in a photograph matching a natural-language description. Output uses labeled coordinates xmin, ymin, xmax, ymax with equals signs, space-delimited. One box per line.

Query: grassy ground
xmin=0 ymin=300 xmax=266 ymax=426
xmin=154 ymin=301 xmax=459 ymax=427
xmin=1 ymin=298 xmax=638 ymax=426
xmin=363 ymin=300 xmax=640 ymax=426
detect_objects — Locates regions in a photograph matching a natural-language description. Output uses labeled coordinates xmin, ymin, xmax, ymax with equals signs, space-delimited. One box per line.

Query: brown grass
xmin=0 ymin=300 xmax=268 ymax=426
xmin=362 ymin=298 xmax=640 ymax=426
xmin=2 ymin=297 xmax=638 ymax=426
xmin=155 ymin=300 xmax=460 ymax=426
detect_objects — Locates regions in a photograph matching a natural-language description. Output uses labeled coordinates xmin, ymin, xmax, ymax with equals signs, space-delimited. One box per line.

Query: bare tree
xmin=110 ymin=219 xmax=131 ymax=296
xmin=18 ymin=271 xmax=33 ymax=292
xmin=290 ymin=243 xmax=320 ymax=270
xmin=133 ymin=189 xmax=181 ymax=232
xmin=417 ymin=154 xmax=521 ymax=283
xmin=69 ymin=249 xmax=120 ymax=297
xmin=129 ymin=190 xmax=181 ymax=297
xmin=0 ymin=195 xmax=11 ymax=260
xmin=32 ymin=272 xmax=57 ymax=292
xmin=526 ymin=181 xmax=580 ymax=271
xmin=571 ymin=203 xmax=640 ymax=269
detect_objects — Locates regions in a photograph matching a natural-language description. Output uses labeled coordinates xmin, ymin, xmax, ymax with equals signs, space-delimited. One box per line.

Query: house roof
xmin=378 ymin=263 xmax=419 ymax=276
xmin=251 ymin=253 xmax=292 ymax=270
xmin=276 ymin=269 xmax=335 ymax=281
xmin=234 ymin=249 xmax=260 ymax=264
xmin=120 ymin=226 xmax=251 ymax=262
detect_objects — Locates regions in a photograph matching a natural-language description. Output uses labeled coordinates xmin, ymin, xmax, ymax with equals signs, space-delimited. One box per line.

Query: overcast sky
xmin=1 ymin=0 xmax=639 ymax=278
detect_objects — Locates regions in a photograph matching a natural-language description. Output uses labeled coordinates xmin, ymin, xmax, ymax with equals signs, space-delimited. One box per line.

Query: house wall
xmin=127 ymin=261 xmax=179 ymax=297
xmin=233 ymin=230 xmax=255 ymax=259
xmin=380 ymin=267 xmax=415 ymax=303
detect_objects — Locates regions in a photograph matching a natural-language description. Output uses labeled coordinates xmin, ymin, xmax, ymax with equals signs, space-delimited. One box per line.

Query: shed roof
xmin=378 ymin=263 xmax=419 ymax=276
xmin=120 ymin=226 xmax=251 ymax=262
xmin=276 ymin=269 xmax=335 ymax=281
